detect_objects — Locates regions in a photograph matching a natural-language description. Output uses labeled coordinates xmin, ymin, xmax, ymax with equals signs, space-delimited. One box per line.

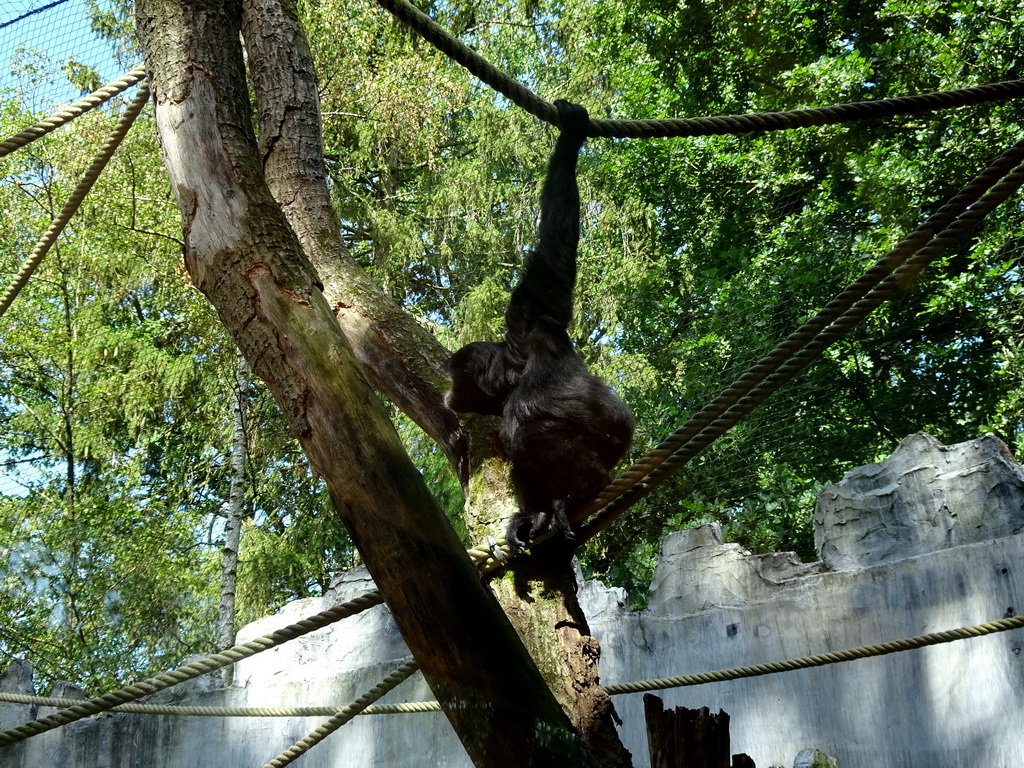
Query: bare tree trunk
xmin=134 ymin=2 xmax=582 ymax=764
xmin=644 ymin=697 xmax=755 ymax=768
xmin=217 ymin=353 xmax=249 ymax=686
xmin=236 ymin=2 xmax=632 ymax=763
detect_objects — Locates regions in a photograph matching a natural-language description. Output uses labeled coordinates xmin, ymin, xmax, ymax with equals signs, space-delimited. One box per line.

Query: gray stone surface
xmin=0 ymin=659 xmax=36 ymax=767
xmin=594 ymin=521 xmax=1024 ymax=768
xmin=815 ymin=432 xmax=1024 ymax=570
xmin=2 ymin=433 xmax=1023 ymax=767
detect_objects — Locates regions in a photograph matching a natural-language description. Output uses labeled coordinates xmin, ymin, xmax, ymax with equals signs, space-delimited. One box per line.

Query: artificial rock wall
xmin=2 ymin=432 xmax=1023 ymax=767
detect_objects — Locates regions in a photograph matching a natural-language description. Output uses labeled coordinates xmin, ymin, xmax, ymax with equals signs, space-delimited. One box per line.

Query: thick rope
xmin=377 ymin=0 xmax=556 ymax=124
xmin=0 ymin=66 xmax=148 ymax=157
xmin=577 ymin=140 xmax=1024 ymax=542
xmin=604 ymin=614 xmax=1024 ymax=694
xmin=0 ymin=691 xmax=443 ymax=717
xmin=8 ymin=614 xmax=1016 ymax=719
xmin=590 ymin=137 xmax=1024 ymax=506
xmin=0 ymin=690 xmax=443 ymax=717
xmin=621 ymin=161 xmax=1024 ymax=495
xmin=0 ymin=549 xmax=509 ymax=744
xmin=360 ymin=700 xmax=440 ymax=715
xmin=0 ymin=80 xmax=151 ymax=319
xmin=465 ymin=542 xmax=510 ymax=574
xmin=378 ymin=0 xmax=1024 ymax=137
xmin=0 ymin=589 xmax=385 ymax=748
xmin=261 ymin=657 xmax=420 ymax=768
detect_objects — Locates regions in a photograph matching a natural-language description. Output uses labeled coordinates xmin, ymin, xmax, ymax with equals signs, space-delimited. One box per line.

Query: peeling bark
xmin=493 ymin=571 xmax=633 ymax=768
xmin=555 ymin=596 xmax=634 ymax=767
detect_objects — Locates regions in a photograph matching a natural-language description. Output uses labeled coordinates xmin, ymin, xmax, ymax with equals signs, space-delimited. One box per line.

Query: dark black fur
xmin=445 ymin=101 xmax=635 ymax=556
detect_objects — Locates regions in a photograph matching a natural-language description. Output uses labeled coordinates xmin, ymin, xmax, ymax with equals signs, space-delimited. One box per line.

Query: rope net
xmin=0 ymin=0 xmax=135 ymax=109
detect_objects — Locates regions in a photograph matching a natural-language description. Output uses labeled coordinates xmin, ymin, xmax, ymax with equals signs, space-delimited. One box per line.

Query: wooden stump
xmin=644 ymin=694 xmax=755 ymax=768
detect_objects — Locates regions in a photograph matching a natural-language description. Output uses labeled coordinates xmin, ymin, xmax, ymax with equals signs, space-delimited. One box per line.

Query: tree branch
xmin=239 ymin=0 xmax=471 ymax=487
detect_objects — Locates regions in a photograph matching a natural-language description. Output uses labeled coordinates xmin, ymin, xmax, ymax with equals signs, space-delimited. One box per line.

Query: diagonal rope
xmin=604 ymin=614 xmax=1024 ymax=694
xmin=0 ymin=590 xmax=385 ymax=748
xmin=0 ymin=66 xmax=148 ymax=157
xmin=378 ymin=0 xmax=1024 ymax=138
xmin=261 ymin=657 xmax=420 ymax=768
xmin=0 ymin=0 xmax=71 ymax=31
xmin=0 ymin=80 xmax=152 ymax=319
xmin=575 ymin=139 xmax=1024 ymax=542
xmin=377 ymin=0 xmax=556 ymax=123
xmin=605 ymin=164 xmax=1024 ymax=507
xmin=590 ymin=136 xmax=1024 ymax=508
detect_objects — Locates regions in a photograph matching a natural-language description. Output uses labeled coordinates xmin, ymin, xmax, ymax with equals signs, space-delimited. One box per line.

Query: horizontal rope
xmin=0 ymin=66 xmax=148 ymax=157
xmin=7 ymin=614 xmax=1016 ymax=719
xmin=0 ymin=690 xmax=445 ymax=718
xmin=378 ymin=0 xmax=1024 ymax=137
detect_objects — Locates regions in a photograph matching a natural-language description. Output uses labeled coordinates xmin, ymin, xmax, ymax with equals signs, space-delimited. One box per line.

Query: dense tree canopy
xmin=0 ymin=0 xmax=1022 ymax=690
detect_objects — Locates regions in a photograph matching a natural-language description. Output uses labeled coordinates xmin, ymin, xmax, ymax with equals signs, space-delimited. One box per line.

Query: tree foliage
xmin=298 ymin=0 xmax=1024 ymax=596
xmin=0 ymin=58 xmax=353 ymax=688
xmin=1 ymin=0 xmax=1022 ymax=686
xmin=0 ymin=87 xmax=228 ymax=688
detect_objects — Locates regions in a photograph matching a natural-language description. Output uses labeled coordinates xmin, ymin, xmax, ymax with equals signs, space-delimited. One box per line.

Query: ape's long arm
xmin=505 ymin=102 xmax=589 ymax=340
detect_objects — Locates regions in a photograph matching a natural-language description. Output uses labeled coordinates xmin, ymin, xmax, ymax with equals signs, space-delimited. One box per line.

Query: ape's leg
xmin=542 ymin=498 xmax=574 ymax=544
xmin=505 ymin=500 xmax=575 ymax=556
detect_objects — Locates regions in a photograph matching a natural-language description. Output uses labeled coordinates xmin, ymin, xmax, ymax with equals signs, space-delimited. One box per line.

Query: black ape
xmin=445 ymin=101 xmax=635 ymax=556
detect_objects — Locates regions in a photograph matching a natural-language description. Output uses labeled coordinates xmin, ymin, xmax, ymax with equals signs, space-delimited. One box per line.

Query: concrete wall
xmin=2 ymin=432 xmax=1023 ymax=767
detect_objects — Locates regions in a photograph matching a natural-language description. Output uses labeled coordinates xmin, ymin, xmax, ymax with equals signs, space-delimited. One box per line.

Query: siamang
xmin=445 ymin=100 xmax=635 ymax=556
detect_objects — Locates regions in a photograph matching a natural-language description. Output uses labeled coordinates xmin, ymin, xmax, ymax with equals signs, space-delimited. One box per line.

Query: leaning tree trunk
xmin=134 ymin=2 xmax=587 ymax=765
xmin=236 ymin=1 xmax=632 ymax=764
